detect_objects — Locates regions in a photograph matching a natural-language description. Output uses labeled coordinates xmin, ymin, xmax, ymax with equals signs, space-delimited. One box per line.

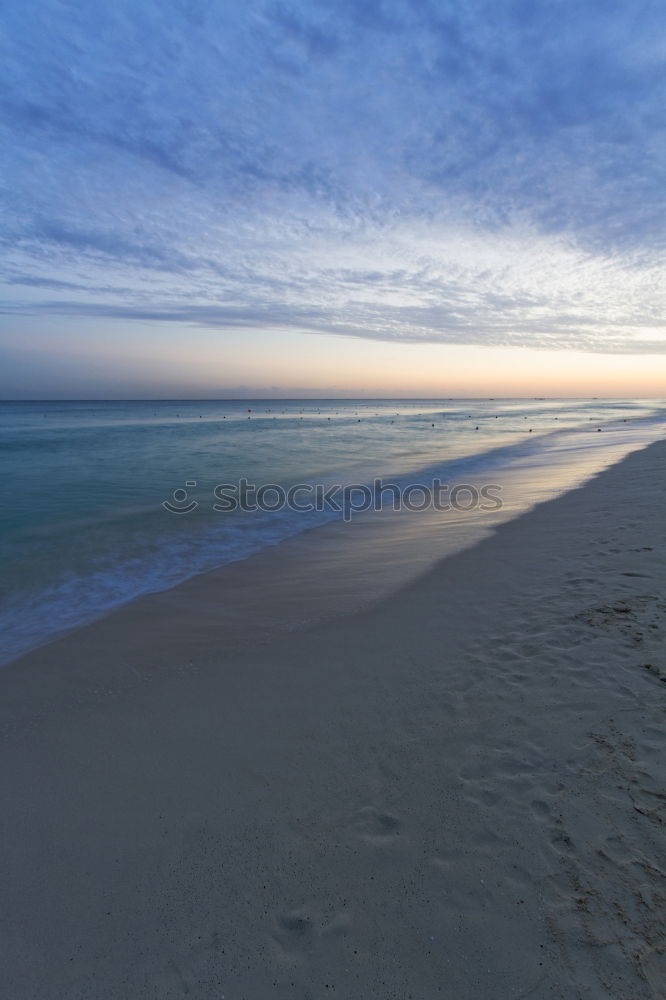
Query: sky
xmin=1 ymin=0 xmax=665 ymax=398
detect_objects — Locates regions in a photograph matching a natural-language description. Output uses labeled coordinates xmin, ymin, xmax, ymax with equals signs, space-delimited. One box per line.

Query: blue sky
xmin=1 ymin=0 xmax=665 ymax=396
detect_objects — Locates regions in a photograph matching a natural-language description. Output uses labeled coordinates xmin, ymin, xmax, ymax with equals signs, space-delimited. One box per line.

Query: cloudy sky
xmin=1 ymin=0 xmax=665 ymax=397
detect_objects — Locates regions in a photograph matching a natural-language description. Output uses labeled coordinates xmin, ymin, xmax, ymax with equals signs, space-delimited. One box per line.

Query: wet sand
xmin=1 ymin=440 xmax=665 ymax=998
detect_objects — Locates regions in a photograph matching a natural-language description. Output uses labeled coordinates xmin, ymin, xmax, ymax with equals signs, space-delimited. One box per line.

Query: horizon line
xmin=2 ymin=395 xmax=665 ymax=404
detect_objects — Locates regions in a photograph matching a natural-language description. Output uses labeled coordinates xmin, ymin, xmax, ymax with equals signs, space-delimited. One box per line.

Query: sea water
xmin=1 ymin=397 xmax=664 ymax=663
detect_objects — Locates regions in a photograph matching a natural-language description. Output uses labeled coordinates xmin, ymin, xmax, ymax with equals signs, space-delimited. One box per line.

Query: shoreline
xmin=3 ymin=415 xmax=664 ymax=669
xmin=1 ymin=439 xmax=665 ymax=997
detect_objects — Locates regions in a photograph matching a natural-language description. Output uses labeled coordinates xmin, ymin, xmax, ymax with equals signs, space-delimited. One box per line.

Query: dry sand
xmin=1 ymin=440 xmax=664 ymax=999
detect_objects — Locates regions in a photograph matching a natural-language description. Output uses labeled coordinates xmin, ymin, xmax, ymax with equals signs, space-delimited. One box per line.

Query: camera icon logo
xmin=162 ymin=481 xmax=199 ymax=514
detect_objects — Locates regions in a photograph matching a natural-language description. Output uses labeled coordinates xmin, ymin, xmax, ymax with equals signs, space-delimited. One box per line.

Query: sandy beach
xmin=1 ymin=439 xmax=664 ymax=999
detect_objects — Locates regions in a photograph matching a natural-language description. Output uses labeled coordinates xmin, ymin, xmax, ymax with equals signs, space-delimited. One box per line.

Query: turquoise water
xmin=1 ymin=397 xmax=664 ymax=663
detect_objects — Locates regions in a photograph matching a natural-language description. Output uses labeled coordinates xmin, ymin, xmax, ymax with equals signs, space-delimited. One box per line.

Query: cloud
xmin=0 ymin=0 xmax=665 ymax=355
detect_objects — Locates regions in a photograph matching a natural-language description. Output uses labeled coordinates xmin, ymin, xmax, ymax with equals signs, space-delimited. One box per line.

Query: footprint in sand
xmin=530 ymin=799 xmax=551 ymax=821
xmin=271 ymin=903 xmax=354 ymax=972
xmin=349 ymin=805 xmax=405 ymax=846
xmin=273 ymin=908 xmax=315 ymax=960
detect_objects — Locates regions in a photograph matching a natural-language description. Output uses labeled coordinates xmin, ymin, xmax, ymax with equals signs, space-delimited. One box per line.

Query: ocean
xmin=1 ymin=397 xmax=664 ymax=664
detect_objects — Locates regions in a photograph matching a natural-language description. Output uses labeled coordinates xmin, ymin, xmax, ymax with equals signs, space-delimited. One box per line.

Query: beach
xmin=1 ymin=438 xmax=665 ymax=998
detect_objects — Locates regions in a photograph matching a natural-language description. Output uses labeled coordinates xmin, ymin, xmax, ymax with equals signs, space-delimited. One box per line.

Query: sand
xmin=1 ymin=440 xmax=664 ymax=999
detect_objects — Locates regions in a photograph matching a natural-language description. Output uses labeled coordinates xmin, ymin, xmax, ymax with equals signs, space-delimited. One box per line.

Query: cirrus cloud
xmin=1 ymin=0 xmax=665 ymax=356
